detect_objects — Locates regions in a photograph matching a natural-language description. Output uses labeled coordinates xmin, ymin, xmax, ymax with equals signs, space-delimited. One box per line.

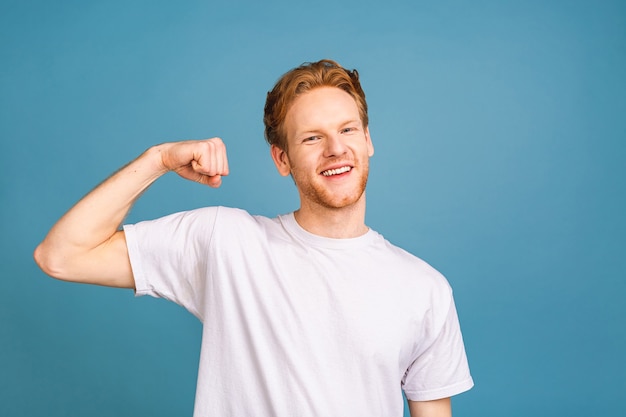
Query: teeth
xmin=322 ymin=166 xmax=351 ymax=176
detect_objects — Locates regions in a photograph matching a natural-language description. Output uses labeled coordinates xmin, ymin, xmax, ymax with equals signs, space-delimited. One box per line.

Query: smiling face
xmin=271 ymin=86 xmax=374 ymax=212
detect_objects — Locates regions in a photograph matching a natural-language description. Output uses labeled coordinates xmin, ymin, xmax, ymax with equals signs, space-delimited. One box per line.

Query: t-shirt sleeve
xmin=401 ymin=295 xmax=474 ymax=401
xmin=123 ymin=206 xmax=221 ymax=321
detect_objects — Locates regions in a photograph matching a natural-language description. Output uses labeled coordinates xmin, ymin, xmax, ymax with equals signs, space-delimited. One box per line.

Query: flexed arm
xmin=33 ymin=138 xmax=229 ymax=288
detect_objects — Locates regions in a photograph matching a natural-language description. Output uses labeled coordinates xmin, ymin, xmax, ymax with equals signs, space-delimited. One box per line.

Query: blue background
xmin=2 ymin=0 xmax=625 ymax=416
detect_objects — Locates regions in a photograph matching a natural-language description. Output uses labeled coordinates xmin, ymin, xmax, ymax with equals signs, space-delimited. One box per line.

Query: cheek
xmin=286 ymin=152 xmax=314 ymax=172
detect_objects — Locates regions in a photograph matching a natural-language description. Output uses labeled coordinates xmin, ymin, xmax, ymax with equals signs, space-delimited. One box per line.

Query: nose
xmin=323 ymin=133 xmax=347 ymax=158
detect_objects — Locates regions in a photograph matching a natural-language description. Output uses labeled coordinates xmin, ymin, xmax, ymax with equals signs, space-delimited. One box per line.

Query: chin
xmin=306 ymin=187 xmax=367 ymax=210
xmin=294 ymin=169 xmax=369 ymax=210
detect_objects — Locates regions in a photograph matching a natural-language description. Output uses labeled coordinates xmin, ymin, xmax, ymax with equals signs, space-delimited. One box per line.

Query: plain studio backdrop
xmin=1 ymin=1 xmax=624 ymax=416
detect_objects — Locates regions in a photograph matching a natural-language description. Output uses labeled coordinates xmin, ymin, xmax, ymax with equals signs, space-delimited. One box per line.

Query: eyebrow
xmin=295 ymin=119 xmax=362 ymax=136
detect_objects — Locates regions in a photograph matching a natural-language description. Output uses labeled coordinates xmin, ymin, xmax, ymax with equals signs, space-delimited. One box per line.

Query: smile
xmin=321 ymin=166 xmax=352 ymax=176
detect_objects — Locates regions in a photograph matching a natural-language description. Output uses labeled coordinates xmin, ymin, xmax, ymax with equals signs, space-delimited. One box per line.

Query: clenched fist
xmin=156 ymin=138 xmax=230 ymax=187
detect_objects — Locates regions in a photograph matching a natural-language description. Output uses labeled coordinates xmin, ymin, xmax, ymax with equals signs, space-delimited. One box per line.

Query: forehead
xmin=284 ymin=87 xmax=360 ymax=136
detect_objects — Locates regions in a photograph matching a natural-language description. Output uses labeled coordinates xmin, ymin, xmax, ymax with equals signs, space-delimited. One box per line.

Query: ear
xmin=270 ymin=144 xmax=291 ymax=176
xmin=365 ymin=127 xmax=374 ymax=157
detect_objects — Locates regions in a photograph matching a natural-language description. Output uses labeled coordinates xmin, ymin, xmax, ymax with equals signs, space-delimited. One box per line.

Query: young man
xmin=34 ymin=59 xmax=473 ymax=416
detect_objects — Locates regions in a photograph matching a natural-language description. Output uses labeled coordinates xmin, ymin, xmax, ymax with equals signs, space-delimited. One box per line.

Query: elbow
xmin=33 ymin=242 xmax=67 ymax=280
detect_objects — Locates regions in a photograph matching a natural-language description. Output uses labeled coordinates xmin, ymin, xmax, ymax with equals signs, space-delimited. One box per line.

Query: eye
xmin=303 ymin=136 xmax=321 ymax=143
xmin=341 ymin=127 xmax=357 ymax=134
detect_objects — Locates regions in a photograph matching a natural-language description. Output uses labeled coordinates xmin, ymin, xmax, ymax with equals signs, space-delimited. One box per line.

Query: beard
xmin=289 ymin=158 xmax=370 ymax=210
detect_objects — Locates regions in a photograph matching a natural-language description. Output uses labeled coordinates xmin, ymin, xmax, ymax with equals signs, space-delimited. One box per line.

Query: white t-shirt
xmin=124 ymin=207 xmax=473 ymax=416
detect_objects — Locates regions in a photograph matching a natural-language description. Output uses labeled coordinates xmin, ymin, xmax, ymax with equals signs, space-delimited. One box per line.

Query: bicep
xmin=36 ymin=229 xmax=135 ymax=289
xmin=408 ymin=397 xmax=451 ymax=417
xmin=87 ymin=229 xmax=135 ymax=288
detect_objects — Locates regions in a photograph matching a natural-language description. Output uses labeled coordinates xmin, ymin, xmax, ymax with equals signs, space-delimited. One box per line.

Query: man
xmin=34 ymin=59 xmax=473 ymax=416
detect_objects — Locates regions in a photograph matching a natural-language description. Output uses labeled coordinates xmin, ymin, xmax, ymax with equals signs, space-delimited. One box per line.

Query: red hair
xmin=264 ymin=59 xmax=368 ymax=150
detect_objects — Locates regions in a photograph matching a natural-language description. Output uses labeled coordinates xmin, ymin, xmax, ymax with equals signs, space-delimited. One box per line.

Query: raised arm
xmin=33 ymin=138 xmax=229 ymax=288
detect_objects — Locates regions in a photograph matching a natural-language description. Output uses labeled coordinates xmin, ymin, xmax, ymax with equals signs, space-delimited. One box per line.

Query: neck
xmin=294 ymin=195 xmax=368 ymax=239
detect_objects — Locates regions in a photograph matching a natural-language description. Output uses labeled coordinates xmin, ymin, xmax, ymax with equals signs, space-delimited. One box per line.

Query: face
xmin=271 ymin=87 xmax=374 ymax=211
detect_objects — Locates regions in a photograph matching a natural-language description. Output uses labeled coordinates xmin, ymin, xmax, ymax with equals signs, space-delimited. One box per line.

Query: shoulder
xmin=212 ymin=207 xmax=279 ymax=230
xmin=197 ymin=207 xmax=288 ymax=246
xmin=154 ymin=206 xmax=266 ymax=225
xmin=172 ymin=207 xmax=282 ymax=240
xmin=371 ymin=234 xmax=453 ymax=297
xmin=378 ymin=236 xmax=447 ymax=278
xmin=126 ymin=206 xmax=272 ymax=237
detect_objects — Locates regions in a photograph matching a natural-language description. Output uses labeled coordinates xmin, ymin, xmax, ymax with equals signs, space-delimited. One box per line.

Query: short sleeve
xmin=123 ymin=207 xmax=220 ymax=320
xmin=402 ymin=297 xmax=474 ymax=401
